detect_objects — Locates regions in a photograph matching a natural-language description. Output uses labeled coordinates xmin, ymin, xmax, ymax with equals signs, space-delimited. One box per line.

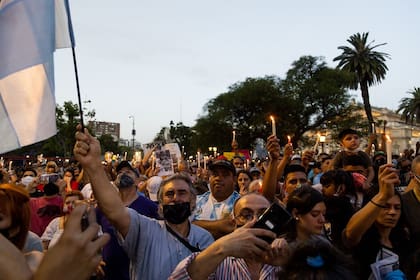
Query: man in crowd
xmin=282 ymin=164 xmax=308 ymax=201
xmin=402 ymin=155 xmax=420 ymax=250
xmin=193 ymin=159 xmax=240 ymax=239
xmin=74 ymin=128 xmax=214 ymax=279
xmin=96 ymin=160 xmax=159 ymax=280
xmin=170 ymin=193 xmax=289 ymax=279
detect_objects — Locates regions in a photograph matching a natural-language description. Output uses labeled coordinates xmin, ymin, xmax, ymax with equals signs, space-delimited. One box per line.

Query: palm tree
xmin=333 ymin=32 xmax=390 ymax=132
xmin=397 ymin=87 xmax=420 ymax=124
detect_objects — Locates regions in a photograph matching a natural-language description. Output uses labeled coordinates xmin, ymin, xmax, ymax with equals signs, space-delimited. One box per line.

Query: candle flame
xmin=385 ymin=135 xmax=391 ymax=142
xmin=270 ymin=115 xmax=275 ymax=122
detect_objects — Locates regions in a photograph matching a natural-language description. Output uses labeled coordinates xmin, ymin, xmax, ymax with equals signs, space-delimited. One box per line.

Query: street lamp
xmin=208 ymin=147 xmax=217 ymax=157
xmin=129 ymin=115 xmax=135 ymax=151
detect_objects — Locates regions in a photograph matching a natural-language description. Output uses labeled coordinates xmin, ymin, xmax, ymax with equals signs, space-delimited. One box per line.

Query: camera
xmin=252 ymin=202 xmax=292 ymax=243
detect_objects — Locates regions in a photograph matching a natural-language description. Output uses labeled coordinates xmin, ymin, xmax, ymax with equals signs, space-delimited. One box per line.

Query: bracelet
xmin=370 ymin=199 xmax=387 ymax=208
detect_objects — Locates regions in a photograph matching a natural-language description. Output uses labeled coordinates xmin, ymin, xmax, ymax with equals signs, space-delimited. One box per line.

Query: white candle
xmin=313 ymin=133 xmax=320 ymax=151
xmin=270 ymin=116 xmax=276 ymax=136
xmin=197 ymin=152 xmax=201 ymax=168
xmin=204 ymin=156 xmax=207 ymax=170
xmin=151 ymin=152 xmax=156 ymax=170
xmin=232 ymin=131 xmax=236 ymax=142
xmin=386 ymin=135 xmax=392 ymax=164
xmin=8 ymin=160 xmax=12 ymax=171
xmin=287 ymin=135 xmax=291 ymax=144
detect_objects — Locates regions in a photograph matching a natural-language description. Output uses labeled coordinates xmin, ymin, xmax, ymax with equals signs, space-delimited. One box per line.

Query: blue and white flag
xmin=0 ymin=0 xmax=75 ymax=153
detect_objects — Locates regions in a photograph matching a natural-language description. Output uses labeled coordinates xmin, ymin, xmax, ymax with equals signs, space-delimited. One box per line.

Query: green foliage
xmin=334 ymin=32 xmax=390 ymax=130
xmin=98 ymin=134 xmax=119 ymax=154
xmin=190 ymin=56 xmax=359 ymax=151
xmin=397 ymin=87 xmax=420 ymax=124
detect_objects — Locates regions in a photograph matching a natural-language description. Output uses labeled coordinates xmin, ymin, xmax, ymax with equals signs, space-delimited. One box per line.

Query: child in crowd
xmin=330 ymin=129 xmax=375 ymax=190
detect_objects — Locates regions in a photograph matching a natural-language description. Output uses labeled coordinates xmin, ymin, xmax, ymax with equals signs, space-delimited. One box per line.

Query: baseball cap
xmin=249 ymin=167 xmax=261 ymax=174
xmin=291 ymin=154 xmax=302 ymax=161
xmin=116 ymin=161 xmax=139 ymax=177
xmin=209 ymin=159 xmax=236 ymax=176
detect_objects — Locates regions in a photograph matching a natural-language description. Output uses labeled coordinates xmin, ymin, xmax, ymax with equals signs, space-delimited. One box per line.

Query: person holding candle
xmin=342 ymin=164 xmax=411 ymax=279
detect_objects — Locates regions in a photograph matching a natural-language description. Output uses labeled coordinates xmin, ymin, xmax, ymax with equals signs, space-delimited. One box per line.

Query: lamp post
xmin=129 ymin=115 xmax=135 ymax=151
xmin=209 ymin=147 xmax=217 ymax=158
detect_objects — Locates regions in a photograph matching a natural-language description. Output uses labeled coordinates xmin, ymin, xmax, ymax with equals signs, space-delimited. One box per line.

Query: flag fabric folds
xmin=0 ymin=0 xmax=74 ymax=154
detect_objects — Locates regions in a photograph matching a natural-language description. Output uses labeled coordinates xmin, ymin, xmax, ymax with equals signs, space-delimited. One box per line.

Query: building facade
xmin=88 ymin=121 xmax=120 ymax=142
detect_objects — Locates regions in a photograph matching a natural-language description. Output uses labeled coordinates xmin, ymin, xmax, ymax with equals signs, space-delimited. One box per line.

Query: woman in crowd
xmin=63 ymin=167 xmax=80 ymax=192
xmin=343 ymin=164 xmax=411 ymax=279
xmin=0 ymin=183 xmax=43 ymax=272
xmin=236 ymin=170 xmax=252 ymax=196
xmin=286 ymin=185 xmax=327 ymax=248
xmin=41 ymin=190 xmax=85 ymax=249
xmin=277 ymin=237 xmax=357 ymax=280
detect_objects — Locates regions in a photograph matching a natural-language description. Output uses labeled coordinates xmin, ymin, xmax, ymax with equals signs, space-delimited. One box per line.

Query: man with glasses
xmin=193 ymin=160 xmax=240 ymax=239
xmin=170 ymin=193 xmax=289 ymax=279
xmin=402 ymin=155 xmax=420 ymax=250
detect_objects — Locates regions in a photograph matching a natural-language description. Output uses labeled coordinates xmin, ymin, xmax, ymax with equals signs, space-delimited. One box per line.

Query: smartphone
xmin=252 ymin=202 xmax=292 ymax=243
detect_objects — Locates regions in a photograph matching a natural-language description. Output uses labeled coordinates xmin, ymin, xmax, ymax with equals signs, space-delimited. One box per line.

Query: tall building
xmin=88 ymin=121 xmax=120 ymax=142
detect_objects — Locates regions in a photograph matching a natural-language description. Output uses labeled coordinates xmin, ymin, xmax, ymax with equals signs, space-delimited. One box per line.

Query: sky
xmin=54 ymin=0 xmax=420 ymax=145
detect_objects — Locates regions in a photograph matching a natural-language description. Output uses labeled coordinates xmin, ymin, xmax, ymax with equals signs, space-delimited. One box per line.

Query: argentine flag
xmin=0 ymin=0 xmax=74 ymax=154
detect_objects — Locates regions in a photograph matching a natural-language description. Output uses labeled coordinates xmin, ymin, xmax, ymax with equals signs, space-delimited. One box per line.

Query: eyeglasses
xmin=235 ymin=208 xmax=267 ymax=223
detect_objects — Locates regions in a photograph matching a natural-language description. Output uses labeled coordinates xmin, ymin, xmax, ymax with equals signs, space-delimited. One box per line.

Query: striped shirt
xmin=169 ymin=252 xmax=282 ymax=280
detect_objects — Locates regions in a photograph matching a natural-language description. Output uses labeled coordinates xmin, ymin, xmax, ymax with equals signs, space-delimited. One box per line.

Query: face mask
xmin=163 ymin=202 xmax=191 ymax=224
xmin=21 ymin=176 xmax=34 ymax=186
xmin=116 ymin=174 xmax=134 ymax=189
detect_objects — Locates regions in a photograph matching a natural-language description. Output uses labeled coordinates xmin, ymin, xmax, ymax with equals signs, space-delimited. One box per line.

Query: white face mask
xmin=21 ymin=176 xmax=34 ymax=186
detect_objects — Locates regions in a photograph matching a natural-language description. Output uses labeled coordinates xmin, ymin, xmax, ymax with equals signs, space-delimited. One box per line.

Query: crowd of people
xmin=1 ymin=127 xmax=420 ymax=279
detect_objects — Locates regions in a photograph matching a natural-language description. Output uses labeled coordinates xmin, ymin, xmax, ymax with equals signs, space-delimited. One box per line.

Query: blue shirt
xmin=97 ymin=195 xmax=159 ymax=280
xmin=120 ymin=208 xmax=214 ymax=280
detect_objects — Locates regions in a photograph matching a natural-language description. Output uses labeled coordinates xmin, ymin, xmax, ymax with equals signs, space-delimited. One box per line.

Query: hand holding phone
xmin=252 ymin=202 xmax=292 ymax=243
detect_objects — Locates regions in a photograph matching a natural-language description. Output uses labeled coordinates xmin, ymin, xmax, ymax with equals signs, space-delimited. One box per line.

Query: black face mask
xmin=163 ymin=202 xmax=191 ymax=224
xmin=117 ymin=174 xmax=134 ymax=189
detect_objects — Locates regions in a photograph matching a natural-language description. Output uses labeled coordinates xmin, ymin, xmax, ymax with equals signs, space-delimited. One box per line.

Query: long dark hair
xmin=286 ymin=186 xmax=324 ymax=242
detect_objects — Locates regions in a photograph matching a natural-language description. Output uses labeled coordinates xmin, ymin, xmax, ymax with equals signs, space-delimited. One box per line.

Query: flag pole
xmin=71 ymin=46 xmax=85 ymax=131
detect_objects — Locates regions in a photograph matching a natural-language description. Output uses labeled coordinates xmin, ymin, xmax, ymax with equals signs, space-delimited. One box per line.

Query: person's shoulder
xmin=190 ymin=223 xmax=214 ymax=242
xmin=197 ymin=191 xmax=211 ymax=201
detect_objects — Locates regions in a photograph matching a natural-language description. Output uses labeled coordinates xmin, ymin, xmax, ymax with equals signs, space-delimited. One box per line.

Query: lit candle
xmin=151 ymin=152 xmax=156 ymax=170
xmin=232 ymin=130 xmax=236 ymax=142
xmin=270 ymin=116 xmax=276 ymax=136
xmin=204 ymin=156 xmax=207 ymax=170
xmin=287 ymin=135 xmax=291 ymax=144
xmin=197 ymin=152 xmax=201 ymax=168
xmin=8 ymin=160 xmax=12 ymax=171
xmin=386 ymin=135 xmax=392 ymax=164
